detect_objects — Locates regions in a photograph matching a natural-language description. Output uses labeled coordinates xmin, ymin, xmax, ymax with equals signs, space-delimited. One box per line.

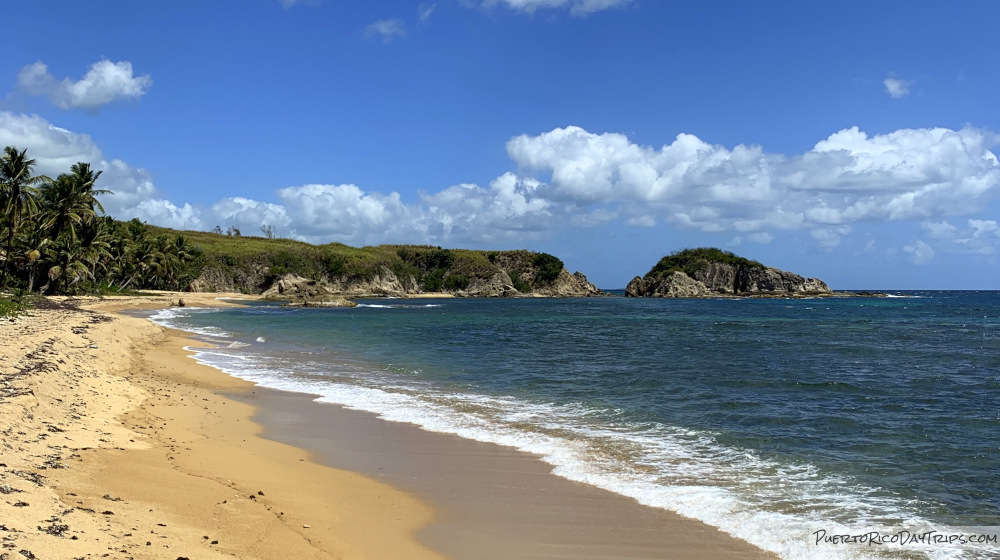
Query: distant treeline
xmin=0 ymin=146 xmax=200 ymax=295
xmin=158 ymin=223 xmax=566 ymax=294
xmin=1 ymin=146 xmax=566 ymax=296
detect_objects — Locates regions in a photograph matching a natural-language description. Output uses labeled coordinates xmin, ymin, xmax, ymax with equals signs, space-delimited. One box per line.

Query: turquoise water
xmin=149 ymin=292 xmax=1000 ymax=559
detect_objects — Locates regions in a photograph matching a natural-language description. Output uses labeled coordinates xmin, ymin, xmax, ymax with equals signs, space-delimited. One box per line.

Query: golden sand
xmin=0 ymin=292 xmax=442 ymax=559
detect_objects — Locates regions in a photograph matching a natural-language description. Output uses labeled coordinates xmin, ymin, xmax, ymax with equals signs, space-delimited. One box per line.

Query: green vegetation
xmin=509 ymin=270 xmax=530 ymax=293
xmin=645 ymin=247 xmax=764 ymax=281
xmin=1 ymin=146 xmax=571 ymax=296
xmin=168 ymin=232 xmax=567 ymax=294
xmin=532 ymin=252 xmax=564 ymax=285
xmin=0 ymin=147 xmax=201 ymax=295
xmin=0 ymin=293 xmax=26 ymax=318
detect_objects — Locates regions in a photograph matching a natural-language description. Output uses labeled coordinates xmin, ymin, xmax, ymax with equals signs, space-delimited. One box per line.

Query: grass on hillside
xmin=145 ymin=226 xmax=564 ymax=292
xmin=645 ymin=247 xmax=764 ymax=281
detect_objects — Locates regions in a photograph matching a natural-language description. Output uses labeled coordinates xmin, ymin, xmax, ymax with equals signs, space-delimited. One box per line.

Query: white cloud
xmin=968 ymin=219 xmax=1000 ymax=238
xmin=4 ymin=113 xmax=1000 ymax=255
xmin=624 ymin=215 xmax=656 ymax=227
xmin=921 ymin=220 xmax=959 ymax=239
xmin=482 ymin=0 xmax=631 ymax=16
xmin=0 ymin=111 xmax=201 ymax=229
xmin=211 ymin=197 xmax=291 ymax=232
xmin=811 ymin=226 xmax=851 ymax=249
xmin=903 ymin=240 xmax=934 ymax=264
xmin=507 ymin=125 xmax=1000 ymax=235
xmin=420 ymin=173 xmax=553 ymax=242
xmin=919 ymin=219 xmax=1000 ymax=256
xmin=132 ymin=199 xmax=203 ymax=230
xmin=17 ymin=60 xmax=152 ymax=111
xmin=366 ymin=19 xmax=407 ymax=43
xmin=419 ymin=3 xmax=437 ymax=21
xmin=884 ymin=76 xmax=912 ymax=99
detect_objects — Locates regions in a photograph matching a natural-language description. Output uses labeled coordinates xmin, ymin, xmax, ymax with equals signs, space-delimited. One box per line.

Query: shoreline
xmin=239 ymin=386 xmax=777 ymax=560
xmin=2 ymin=292 xmax=775 ymax=559
xmin=1 ymin=292 xmax=442 ymax=559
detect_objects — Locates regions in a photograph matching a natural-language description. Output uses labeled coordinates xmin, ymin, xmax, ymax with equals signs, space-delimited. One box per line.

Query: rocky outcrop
xmin=626 ymin=271 xmax=710 ymax=298
xmin=531 ymin=270 xmax=602 ymax=297
xmin=460 ymin=272 xmax=521 ymax=298
xmin=453 ymin=269 xmax=601 ymax=298
xmin=260 ymin=274 xmax=358 ymax=307
xmin=627 ymin=248 xmax=832 ymax=298
xmin=187 ymin=263 xmax=272 ymax=293
xmin=231 ymin=262 xmax=601 ymax=301
xmin=322 ymin=267 xmax=419 ymax=297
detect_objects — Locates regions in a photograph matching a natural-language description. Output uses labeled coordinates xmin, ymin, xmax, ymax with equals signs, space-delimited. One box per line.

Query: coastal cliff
xmin=626 ymin=248 xmax=831 ymax=298
xmin=164 ymin=226 xmax=601 ymax=299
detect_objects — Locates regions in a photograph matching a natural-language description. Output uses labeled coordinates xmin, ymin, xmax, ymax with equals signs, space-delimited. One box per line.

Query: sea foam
xmin=153 ymin=309 xmax=996 ymax=560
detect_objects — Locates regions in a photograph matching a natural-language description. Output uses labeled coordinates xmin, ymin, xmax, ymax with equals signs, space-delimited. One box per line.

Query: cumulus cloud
xmin=507 ymin=125 xmax=1000 ymax=237
xmin=4 ymin=112 xmax=1000 ymax=254
xmin=903 ymin=240 xmax=934 ymax=264
xmin=920 ymin=219 xmax=1000 ymax=255
xmin=921 ymin=220 xmax=959 ymax=239
xmin=17 ymin=60 xmax=152 ymax=111
xmin=0 ymin=111 xmax=199 ymax=229
xmin=884 ymin=76 xmax=912 ymax=99
xmin=482 ymin=0 xmax=631 ymax=16
xmin=366 ymin=19 xmax=407 ymax=43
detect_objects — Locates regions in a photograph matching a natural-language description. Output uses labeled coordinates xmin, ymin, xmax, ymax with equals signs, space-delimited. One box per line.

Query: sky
xmin=2 ymin=0 xmax=999 ymax=289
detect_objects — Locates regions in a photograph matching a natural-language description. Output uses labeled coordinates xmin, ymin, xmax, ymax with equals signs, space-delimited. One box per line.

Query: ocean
xmin=147 ymin=292 xmax=1000 ymax=560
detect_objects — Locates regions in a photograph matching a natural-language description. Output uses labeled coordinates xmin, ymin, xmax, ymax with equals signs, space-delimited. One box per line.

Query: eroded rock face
xmin=191 ymin=259 xmax=602 ymax=298
xmin=187 ymin=264 xmax=271 ymax=293
xmin=625 ymin=276 xmax=645 ymax=297
xmin=323 ymin=267 xmax=417 ymax=297
xmin=462 ymin=271 xmax=521 ymax=298
xmin=627 ymin=263 xmax=832 ymax=298
xmin=260 ymin=274 xmax=359 ymax=307
xmin=532 ymin=269 xmax=602 ymax=297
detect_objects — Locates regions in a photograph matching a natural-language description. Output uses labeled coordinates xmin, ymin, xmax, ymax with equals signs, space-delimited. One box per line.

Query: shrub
xmin=509 ymin=270 xmax=530 ymax=293
xmin=532 ymin=253 xmax=564 ymax=285
xmin=645 ymin=247 xmax=764 ymax=281
xmin=423 ymin=269 xmax=446 ymax=292
xmin=443 ymin=274 xmax=470 ymax=291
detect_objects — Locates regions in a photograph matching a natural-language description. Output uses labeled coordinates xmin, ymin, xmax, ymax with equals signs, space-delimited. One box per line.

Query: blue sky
xmin=2 ymin=0 xmax=999 ymax=289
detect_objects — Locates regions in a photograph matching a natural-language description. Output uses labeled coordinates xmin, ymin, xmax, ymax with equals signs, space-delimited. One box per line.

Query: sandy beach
xmin=1 ymin=293 xmax=441 ymax=560
xmin=1 ymin=293 xmax=775 ymax=559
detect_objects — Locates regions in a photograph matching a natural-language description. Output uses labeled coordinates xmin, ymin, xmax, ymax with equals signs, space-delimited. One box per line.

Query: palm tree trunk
xmin=0 ymin=228 xmax=13 ymax=289
xmin=26 ymin=264 xmax=35 ymax=293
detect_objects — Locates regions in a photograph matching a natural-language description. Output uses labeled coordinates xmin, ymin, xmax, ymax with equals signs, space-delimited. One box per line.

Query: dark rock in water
xmin=627 ymin=248 xmax=832 ymax=298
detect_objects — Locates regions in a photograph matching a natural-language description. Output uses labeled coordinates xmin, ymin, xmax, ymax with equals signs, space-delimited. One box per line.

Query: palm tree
xmin=45 ymin=236 xmax=89 ymax=294
xmin=39 ymin=162 xmax=109 ymax=245
xmin=13 ymin=220 xmax=51 ymax=293
xmin=0 ymin=146 xmax=46 ymax=289
xmin=77 ymin=215 xmax=113 ymax=284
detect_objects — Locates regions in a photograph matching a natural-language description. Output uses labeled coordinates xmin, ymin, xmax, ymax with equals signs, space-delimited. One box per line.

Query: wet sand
xmin=1 ymin=292 xmax=776 ymax=559
xmin=239 ymin=386 xmax=777 ymax=559
xmin=1 ymin=293 xmax=440 ymax=559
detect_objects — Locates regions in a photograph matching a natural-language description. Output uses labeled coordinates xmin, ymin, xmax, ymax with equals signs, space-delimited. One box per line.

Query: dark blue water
xmin=151 ymin=292 xmax=1000 ymax=559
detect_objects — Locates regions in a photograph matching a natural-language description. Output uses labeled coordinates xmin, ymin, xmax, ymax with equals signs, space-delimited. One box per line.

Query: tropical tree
xmin=77 ymin=215 xmax=114 ymax=281
xmin=39 ymin=163 xmax=108 ymax=244
xmin=12 ymin=220 xmax=51 ymax=293
xmin=0 ymin=146 xmax=46 ymax=289
xmin=1 ymin=146 xmax=208 ymax=295
xmin=45 ymin=236 xmax=90 ymax=294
